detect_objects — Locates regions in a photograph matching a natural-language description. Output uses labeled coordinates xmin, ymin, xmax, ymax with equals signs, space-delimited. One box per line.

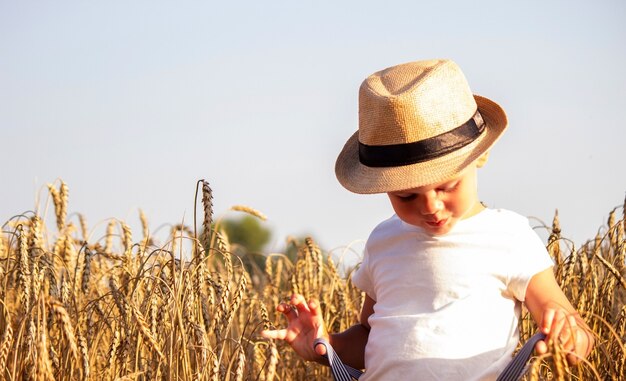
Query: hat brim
xmin=335 ymin=95 xmax=508 ymax=194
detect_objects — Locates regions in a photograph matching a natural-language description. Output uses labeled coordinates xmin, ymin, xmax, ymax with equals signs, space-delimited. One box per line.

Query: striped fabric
xmin=313 ymin=338 xmax=363 ymax=380
xmin=313 ymin=332 xmax=546 ymax=381
xmin=496 ymin=332 xmax=546 ymax=381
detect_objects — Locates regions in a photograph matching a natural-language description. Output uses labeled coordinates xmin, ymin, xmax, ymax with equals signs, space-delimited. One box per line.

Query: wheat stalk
xmin=104 ymin=219 xmax=115 ymax=254
xmin=46 ymin=181 xmax=70 ymax=232
xmin=265 ymin=341 xmax=278 ymax=381
xmin=36 ymin=319 xmax=55 ymax=381
xmin=106 ymin=329 xmax=121 ymax=380
xmin=81 ymin=246 xmax=93 ymax=295
xmin=50 ymin=300 xmax=79 ymax=362
xmin=78 ymin=330 xmax=90 ymax=380
xmin=201 ymin=180 xmax=213 ymax=242
xmin=0 ymin=322 xmax=13 ymax=377
xmin=129 ymin=302 xmax=165 ymax=361
xmin=1 ymin=179 xmax=622 ymax=380
xmin=229 ymin=205 xmax=267 ymax=221
xmin=17 ymin=225 xmax=31 ymax=312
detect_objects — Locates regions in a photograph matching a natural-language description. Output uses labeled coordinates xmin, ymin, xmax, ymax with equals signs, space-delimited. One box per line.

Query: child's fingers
xmin=291 ymin=294 xmax=310 ymax=313
xmin=561 ymin=315 xmax=578 ymax=350
xmin=308 ymin=298 xmax=322 ymax=317
xmin=535 ymin=339 xmax=548 ymax=355
xmin=277 ymin=302 xmax=299 ymax=321
xmin=543 ymin=309 xmax=579 ymax=351
xmin=314 ymin=341 xmax=328 ymax=356
xmin=549 ymin=310 xmax=565 ymax=336
xmin=541 ymin=309 xmax=556 ymax=334
xmin=260 ymin=328 xmax=288 ymax=341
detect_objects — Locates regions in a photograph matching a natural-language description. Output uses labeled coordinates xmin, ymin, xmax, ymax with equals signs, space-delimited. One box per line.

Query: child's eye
xmin=396 ymin=194 xmax=417 ymax=201
xmin=438 ymin=182 xmax=459 ymax=193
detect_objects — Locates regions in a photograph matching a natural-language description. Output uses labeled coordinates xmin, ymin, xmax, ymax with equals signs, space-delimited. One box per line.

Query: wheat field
xmin=0 ymin=180 xmax=624 ymax=380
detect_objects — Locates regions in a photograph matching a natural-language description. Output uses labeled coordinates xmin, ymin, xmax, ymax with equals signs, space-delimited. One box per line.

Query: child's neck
xmin=463 ymin=201 xmax=486 ymax=220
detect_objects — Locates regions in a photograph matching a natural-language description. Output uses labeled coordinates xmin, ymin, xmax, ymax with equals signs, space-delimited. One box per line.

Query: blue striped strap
xmin=496 ymin=332 xmax=546 ymax=381
xmin=314 ymin=332 xmax=546 ymax=381
xmin=313 ymin=338 xmax=363 ymax=380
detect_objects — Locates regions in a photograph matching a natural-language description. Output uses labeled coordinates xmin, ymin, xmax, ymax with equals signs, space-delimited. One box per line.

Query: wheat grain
xmin=210 ymin=350 xmax=220 ymax=381
xmin=105 ymin=219 xmax=115 ymax=254
xmin=223 ymin=244 xmax=234 ymax=284
xmin=17 ymin=225 xmax=31 ymax=312
xmin=229 ymin=205 xmax=267 ymax=221
xmin=223 ymin=273 xmax=247 ymax=333
xmin=47 ymin=183 xmax=62 ymax=231
xmin=138 ymin=209 xmax=149 ymax=240
xmin=107 ymin=329 xmax=121 ymax=380
xmin=199 ymin=294 xmax=211 ymax=338
xmin=149 ymin=293 xmax=158 ymax=339
xmin=29 ymin=215 xmax=44 ymax=251
xmin=78 ymin=213 xmax=89 ymax=242
xmin=182 ymin=270 xmax=198 ymax=351
xmin=0 ymin=322 xmax=13 ymax=377
xmin=264 ymin=255 xmax=274 ymax=282
xmin=109 ymin=276 xmax=129 ymax=328
xmin=35 ymin=320 xmax=55 ymax=381
xmin=265 ymin=341 xmax=278 ymax=381
xmin=201 ymin=180 xmax=213 ymax=239
xmin=60 ymin=270 xmax=71 ymax=306
xmin=212 ymin=278 xmax=227 ymax=359
xmin=23 ymin=315 xmax=36 ymax=366
xmin=0 ymin=235 xmax=6 ymax=262
xmin=594 ymin=250 xmax=626 ymax=290
xmin=81 ymin=247 xmax=92 ymax=295
xmin=121 ymin=222 xmax=133 ymax=260
xmin=234 ymin=345 xmax=246 ymax=381
xmin=51 ymin=300 xmax=79 ymax=361
xmin=608 ymin=209 xmax=617 ymax=248
xmin=29 ymin=249 xmax=44 ymax=305
xmin=49 ymin=341 xmax=61 ymax=375
xmin=129 ymin=302 xmax=165 ymax=361
xmin=78 ymin=331 xmax=90 ymax=380
xmin=260 ymin=301 xmax=270 ymax=331
xmin=59 ymin=181 xmax=69 ymax=231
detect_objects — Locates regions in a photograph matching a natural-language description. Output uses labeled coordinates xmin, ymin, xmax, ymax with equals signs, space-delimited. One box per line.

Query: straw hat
xmin=335 ymin=59 xmax=508 ymax=194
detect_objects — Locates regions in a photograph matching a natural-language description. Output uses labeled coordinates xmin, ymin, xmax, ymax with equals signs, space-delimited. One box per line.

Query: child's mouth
xmin=425 ymin=218 xmax=448 ymax=227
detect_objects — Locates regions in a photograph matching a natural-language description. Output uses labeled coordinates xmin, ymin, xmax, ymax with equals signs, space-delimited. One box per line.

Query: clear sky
xmin=1 ymin=1 xmax=625 ymax=259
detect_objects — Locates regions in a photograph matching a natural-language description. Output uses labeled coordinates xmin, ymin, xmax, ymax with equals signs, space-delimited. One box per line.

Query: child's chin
xmin=421 ymin=220 xmax=451 ymax=234
xmin=423 ymin=221 xmax=456 ymax=235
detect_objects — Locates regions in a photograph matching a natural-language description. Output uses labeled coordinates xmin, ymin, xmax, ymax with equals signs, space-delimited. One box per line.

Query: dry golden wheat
xmin=0 ymin=181 xmax=622 ymax=380
xmin=229 ymin=205 xmax=267 ymax=221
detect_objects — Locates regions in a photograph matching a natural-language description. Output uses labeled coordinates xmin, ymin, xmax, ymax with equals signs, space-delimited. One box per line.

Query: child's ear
xmin=476 ymin=151 xmax=490 ymax=168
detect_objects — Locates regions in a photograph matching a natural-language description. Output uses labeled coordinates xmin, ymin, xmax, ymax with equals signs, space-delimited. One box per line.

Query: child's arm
xmin=524 ymin=267 xmax=595 ymax=364
xmin=326 ymin=294 xmax=373 ymax=369
xmin=261 ymin=293 xmax=373 ymax=369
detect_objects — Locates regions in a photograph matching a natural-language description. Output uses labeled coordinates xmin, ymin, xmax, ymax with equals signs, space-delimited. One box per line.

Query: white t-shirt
xmin=351 ymin=208 xmax=554 ymax=381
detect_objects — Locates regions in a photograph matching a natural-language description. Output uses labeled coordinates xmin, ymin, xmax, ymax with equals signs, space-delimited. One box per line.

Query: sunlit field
xmin=1 ymin=180 xmax=624 ymax=380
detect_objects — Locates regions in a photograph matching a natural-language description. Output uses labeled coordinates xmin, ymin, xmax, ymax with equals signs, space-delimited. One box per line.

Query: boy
xmin=262 ymin=59 xmax=593 ymax=380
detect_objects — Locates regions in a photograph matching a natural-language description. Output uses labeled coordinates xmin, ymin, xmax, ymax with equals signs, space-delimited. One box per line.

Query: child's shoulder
xmin=482 ymin=207 xmax=528 ymax=221
xmin=484 ymin=208 xmax=531 ymax=225
xmin=465 ymin=208 xmax=538 ymax=239
xmin=366 ymin=214 xmax=406 ymax=241
xmin=371 ymin=213 xmax=404 ymax=232
xmin=467 ymin=208 xmax=532 ymax=229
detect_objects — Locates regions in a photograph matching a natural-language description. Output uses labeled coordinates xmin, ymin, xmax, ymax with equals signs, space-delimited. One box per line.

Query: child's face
xmin=387 ymin=165 xmax=482 ymax=235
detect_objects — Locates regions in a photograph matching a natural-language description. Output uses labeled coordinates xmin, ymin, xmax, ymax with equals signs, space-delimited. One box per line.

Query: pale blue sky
xmin=2 ymin=1 xmax=625 ymax=258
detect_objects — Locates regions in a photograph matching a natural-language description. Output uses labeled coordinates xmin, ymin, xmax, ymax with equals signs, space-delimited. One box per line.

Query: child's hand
xmin=261 ymin=294 xmax=329 ymax=363
xmin=535 ymin=307 xmax=593 ymax=364
xmin=525 ymin=268 xmax=594 ymax=365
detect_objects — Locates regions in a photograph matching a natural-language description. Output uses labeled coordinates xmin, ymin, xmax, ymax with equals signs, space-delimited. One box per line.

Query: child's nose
xmin=420 ymin=193 xmax=444 ymax=215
